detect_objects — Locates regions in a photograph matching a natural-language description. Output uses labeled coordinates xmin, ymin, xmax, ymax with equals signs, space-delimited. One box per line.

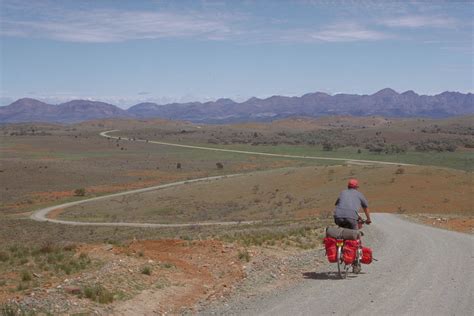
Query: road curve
xmin=203 ymin=213 xmax=474 ymax=315
xmin=30 ymin=174 xmax=260 ymax=227
xmin=100 ymin=130 xmax=414 ymax=167
xmin=30 ymin=130 xmax=414 ymax=227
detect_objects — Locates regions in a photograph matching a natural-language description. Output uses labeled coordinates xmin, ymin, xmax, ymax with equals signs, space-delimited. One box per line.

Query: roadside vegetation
xmin=223 ymin=220 xmax=327 ymax=250
xmin=0 ymin=243 xmax=96 ymax=295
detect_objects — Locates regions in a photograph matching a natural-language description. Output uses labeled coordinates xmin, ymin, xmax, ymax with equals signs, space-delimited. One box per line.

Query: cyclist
xmin=334 ymin=179 xmax=371 ymax=230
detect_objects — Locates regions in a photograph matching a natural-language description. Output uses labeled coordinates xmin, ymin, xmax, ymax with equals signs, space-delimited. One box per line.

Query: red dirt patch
xmin=34 ymin=191 xmax=74 ymax=199
xmin=112 ymin=240 xmax=244 ymax=314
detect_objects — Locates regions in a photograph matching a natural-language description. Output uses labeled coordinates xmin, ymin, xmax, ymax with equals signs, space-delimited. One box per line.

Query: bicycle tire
xmin=353 ymin=247 xmax=362 ymax=274
xmin=337 ymin=246 xmax=348 ymax=279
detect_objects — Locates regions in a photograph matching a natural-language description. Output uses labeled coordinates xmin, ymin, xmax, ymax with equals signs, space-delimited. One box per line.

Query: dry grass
xmin=0 ymin=242 xmax=95 ymax=296
xmin=58 ymin=165 xmax=472 ymax=225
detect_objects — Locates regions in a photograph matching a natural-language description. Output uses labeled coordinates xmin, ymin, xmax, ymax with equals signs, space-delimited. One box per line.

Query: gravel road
xmin=29 ymin=174 xmax=261 ymax=227
xmin=203 ymin=213 xmax=474 ymax=315
xmin=101 ymin=130 xmax=413 ymax=166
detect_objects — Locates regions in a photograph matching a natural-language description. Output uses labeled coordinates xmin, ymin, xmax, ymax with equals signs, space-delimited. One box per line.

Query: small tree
xmin=216 ymin=162 xmax=224 ymax=169
xmin=176 ymin=163 xmax=181 ymax=169
xmin=322 ymin=142 xmax=334 ymax=151
xmin=74 ymin=188 xmax=86 ymax=196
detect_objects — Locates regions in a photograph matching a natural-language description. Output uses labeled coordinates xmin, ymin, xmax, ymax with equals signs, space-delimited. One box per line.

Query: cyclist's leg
xmin=335 ymin=217 xmax=350 ymax=228
xmin=346 ymin=218 xmax=358 ymax=230
xmin=335 ymin=217 xmax=358 ymax=230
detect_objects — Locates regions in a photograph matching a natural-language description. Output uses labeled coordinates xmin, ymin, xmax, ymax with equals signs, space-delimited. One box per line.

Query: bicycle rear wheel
xmin=337 ymin=246 xmax=348 ymax=279
xmin=353 ymin=247 xmax=362 ymax=274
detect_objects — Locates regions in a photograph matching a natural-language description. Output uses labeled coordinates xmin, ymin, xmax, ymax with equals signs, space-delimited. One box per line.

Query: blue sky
xmin=0 ymin=0 xmax=472 ymax=108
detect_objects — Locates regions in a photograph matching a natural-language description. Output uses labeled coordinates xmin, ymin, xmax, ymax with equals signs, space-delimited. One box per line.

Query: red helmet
xmin=348 ymin=179 xmax=359 ymax=189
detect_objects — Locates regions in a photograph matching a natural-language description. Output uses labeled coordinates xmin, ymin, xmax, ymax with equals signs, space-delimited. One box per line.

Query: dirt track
xmin=29 ymin=174 xmax=261 ymax=227
xmin=30 ymin=130 xmax=414 ymax=227
xmin=100 ymin=130 xmax=414 ymax=166
xmin=203 ymin=213 xmax=474 ymax=315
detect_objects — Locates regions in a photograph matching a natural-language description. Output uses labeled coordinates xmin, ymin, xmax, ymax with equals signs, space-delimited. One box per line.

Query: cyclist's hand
xmin=366 ymin=219 xmax=372 ymax=225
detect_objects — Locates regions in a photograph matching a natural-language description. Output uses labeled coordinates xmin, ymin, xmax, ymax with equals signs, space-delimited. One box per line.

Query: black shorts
xmin=334 ymin=217 xmax=358 ymax=230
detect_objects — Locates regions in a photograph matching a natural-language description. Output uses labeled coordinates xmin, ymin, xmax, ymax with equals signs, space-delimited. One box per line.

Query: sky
xmin=0 ymin=0 xmax=473 ymax=108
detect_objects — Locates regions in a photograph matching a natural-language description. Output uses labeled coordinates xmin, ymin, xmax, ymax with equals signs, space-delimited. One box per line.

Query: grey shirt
xmin=334 ymin=189 xmax=368 ymax=220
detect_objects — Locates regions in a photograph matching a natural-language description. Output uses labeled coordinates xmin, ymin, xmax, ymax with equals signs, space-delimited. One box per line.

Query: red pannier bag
xmin=361 ymin=247 xmax=372 ymax=264
xmin=323 ymin=237 xmax=337 ymax=263
xmin=343 ymin=240 xmax=359 ymax=265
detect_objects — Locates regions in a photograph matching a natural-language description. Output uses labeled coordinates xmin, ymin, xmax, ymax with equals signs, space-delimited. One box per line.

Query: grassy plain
xmin=58 ymin=164 xmax=472 ymax=224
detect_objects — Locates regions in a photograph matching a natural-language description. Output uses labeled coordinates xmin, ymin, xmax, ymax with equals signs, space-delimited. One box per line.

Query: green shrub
xmin=82 ymin=284 xmax=114 ymax=304
xmin=141 ymin=266 xmax=152 ymax=275
xmin=21 ymin=271 xmax=31 ymax=282
xmin=238 ymin=249 xmax=250 ymax=262
xmin=74 ymin=188 xmax=86 ymax=196
xmin=160 ymin=262 xmax=175 ymax=269
xmin=0 ymin=251 xmax=9 ymax=262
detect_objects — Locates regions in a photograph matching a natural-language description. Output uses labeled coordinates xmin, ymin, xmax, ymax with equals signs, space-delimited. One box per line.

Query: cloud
xmin=309 ymin=23 xmax=389 ymax=42
xmin=1 ymin=7 xmax=239 ymax=43
xmin=0 ymin=1 xmax=394 ymax=44
xmin=379 ymin=15 xmax=457 ymax=28
xmin=1 ymin=2 xmax=460 ymax=45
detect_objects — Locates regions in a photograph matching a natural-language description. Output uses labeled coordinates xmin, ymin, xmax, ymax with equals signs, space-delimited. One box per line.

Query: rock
xmin=33 ymin=273 xmax=41 ymax=278
xmin=103 ymin=244 xmax=113 ymax=251
xmin=64 ymin=286 xmax=81 ymax=295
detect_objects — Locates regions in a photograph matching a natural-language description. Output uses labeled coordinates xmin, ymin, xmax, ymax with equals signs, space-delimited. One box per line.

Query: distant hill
xmin=1 ymin=89 xmax=473 ymax=123
xmin=0 ymin=98 xmax=131 ymax=123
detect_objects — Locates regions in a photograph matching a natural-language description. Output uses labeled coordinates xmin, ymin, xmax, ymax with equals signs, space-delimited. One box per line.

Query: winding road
xmin=203 ymin=213 xmax=474 ymax=315
xmin=29 ymin=173 xmax=259 ymax=227
xmin=30 ymin=129 xmax=413 ymax=227
xmin=100 ymin=130 xmax=413 ymax=167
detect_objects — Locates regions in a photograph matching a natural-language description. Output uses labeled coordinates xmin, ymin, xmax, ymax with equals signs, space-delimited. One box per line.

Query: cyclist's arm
xmin=363 ymin=207 xmax=371 ymax=224
xmin=359 ymin=193 xmax=371 ymax=224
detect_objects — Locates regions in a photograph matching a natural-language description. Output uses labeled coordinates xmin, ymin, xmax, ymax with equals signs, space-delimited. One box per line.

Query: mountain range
xmin=1 ymin=89 xmax=472 ymax=124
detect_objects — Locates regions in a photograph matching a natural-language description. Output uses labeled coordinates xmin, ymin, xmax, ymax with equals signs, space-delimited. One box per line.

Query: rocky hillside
xmin=1 ymin=89 xmax=472 ymax=123
xmin=0 ymin=98 xmax=131 ymax=123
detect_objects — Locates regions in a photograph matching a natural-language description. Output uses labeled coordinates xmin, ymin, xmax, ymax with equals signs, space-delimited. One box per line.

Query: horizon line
xmin=3 ymin=87 xmax=473 ymax=109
